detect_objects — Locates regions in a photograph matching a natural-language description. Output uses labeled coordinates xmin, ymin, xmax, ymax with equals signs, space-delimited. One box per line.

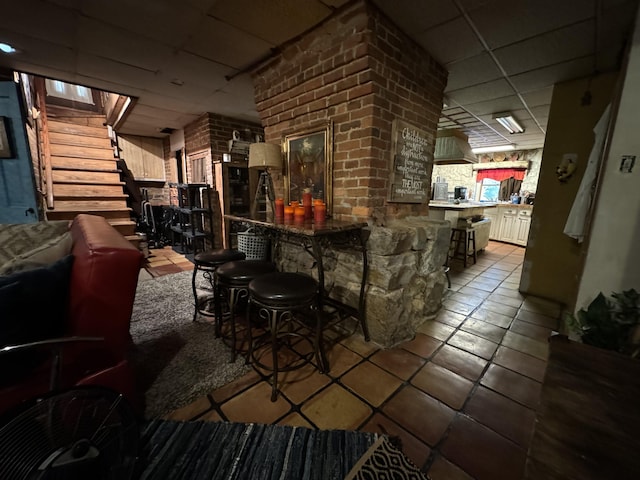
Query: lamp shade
xmin=248 ymin=143 xmax=282 ymax=170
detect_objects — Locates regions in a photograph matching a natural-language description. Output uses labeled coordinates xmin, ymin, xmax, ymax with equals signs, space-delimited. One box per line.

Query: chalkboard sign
xmin=387 ymin=119 xmax=433 ymax=203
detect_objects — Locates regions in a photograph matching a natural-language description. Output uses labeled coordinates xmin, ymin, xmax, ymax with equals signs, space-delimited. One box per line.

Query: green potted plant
xmin=569 ymin=289 xmax=640 ymax=358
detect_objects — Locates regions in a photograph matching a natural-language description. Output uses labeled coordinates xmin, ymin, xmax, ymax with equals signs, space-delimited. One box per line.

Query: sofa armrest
xmin=68 ymin=215 xmax=143 ymax=358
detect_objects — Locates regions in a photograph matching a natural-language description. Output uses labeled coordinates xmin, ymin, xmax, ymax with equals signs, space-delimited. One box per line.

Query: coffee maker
xmin=454 ymin=186 xmax=468 ymax=201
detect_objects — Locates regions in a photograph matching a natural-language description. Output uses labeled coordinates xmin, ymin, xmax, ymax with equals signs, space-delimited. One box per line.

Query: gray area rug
xmin=130 ymin=270 xmax=251 ymax=418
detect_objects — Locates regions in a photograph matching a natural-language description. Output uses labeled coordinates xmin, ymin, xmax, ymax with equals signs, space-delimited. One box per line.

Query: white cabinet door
xmin=515 ymin=208 xmax=532 ymax=246
xmin=483 ymin=208 xmax=500 ymax=240
xmin=499 ymin=208 xmax=518 ymax=242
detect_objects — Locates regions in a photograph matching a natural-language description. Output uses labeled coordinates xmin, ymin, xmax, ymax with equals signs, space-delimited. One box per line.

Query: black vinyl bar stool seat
xmin=215 ymin=260 xmax=277 ymax=361
xmin=192 ymin=249 xmax=246 ymax=323
xmin=448 ymin=227 xmax=477 ymax=268
xmin=247 ymin=272 xmax=327 ymax=401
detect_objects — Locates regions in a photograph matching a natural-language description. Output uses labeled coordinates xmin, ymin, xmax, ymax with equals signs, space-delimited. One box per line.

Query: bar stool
xmin=449 ymin=227 xmax=477 ymax=268
xmin=192 ymin=249 xmax=246 ymax=323
xmin=247 ymin=272 xmax=327 ymax=401
xmin=215 ymin=260 xmax=277 ymax=362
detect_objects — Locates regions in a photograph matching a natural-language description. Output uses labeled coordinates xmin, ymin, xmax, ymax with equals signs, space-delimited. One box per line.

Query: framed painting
xmin=283 ymin=122 xmax=333 ymax=213
xmin=0 ymin=117 xmax=13 ymax=159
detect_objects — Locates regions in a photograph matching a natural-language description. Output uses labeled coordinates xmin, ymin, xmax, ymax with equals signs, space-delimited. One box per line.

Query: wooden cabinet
xmin=118 ymin=135 xmax=165 ymax=181
xmin=489 ymin=205 xmax=533 ymax=246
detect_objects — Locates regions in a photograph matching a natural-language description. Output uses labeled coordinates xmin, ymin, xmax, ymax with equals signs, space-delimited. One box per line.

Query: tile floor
xmin=144 ymin=241 xmax=562 ymax=480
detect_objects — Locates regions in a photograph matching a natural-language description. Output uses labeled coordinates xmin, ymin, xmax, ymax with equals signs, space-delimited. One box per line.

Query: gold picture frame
xmin=283 ymin=122 xmax=333 ymax=214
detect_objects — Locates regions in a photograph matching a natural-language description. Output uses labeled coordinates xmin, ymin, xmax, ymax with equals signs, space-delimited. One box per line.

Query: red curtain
xmin=476 ymin=168 xmax=526 ymax=182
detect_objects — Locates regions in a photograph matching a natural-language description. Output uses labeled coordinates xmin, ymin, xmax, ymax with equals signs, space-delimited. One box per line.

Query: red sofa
xmin=0 ymin=214 xmax=144 ymax=415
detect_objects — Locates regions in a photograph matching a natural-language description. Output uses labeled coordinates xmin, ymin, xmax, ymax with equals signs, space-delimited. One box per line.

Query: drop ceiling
xmin=0 ymin=0 xmax=637 ymax=150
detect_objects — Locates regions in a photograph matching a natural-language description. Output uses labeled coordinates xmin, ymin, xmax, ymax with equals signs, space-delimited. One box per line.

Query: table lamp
xmin=248 ymin=142 xmax=282 ymax=217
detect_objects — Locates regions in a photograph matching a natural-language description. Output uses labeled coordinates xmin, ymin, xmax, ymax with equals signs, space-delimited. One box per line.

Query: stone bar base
xmin=276 ymin=217 xmax=451 ymax=347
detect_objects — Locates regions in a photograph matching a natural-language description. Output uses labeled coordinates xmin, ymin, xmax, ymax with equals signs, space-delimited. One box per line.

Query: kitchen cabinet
xmin=489 ymin=205 xmax=533 ymax=246
xmin=483 ymin=207 xmax=500 ymax=239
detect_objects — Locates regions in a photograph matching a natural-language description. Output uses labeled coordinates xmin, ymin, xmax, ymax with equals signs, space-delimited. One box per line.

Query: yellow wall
xmin=520 ymin=72 xmax=618 ymax=309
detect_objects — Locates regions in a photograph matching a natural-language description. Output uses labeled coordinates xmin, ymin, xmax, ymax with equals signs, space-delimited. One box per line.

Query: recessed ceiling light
xmin=0 ymin=42 xmax=17 ymax=54
xmin=472 ymin=145 xmax=515 ymax=154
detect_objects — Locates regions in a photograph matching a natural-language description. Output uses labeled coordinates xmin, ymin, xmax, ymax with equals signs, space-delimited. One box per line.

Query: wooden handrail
xmin=34 ymin=77 xmax=54 ymax=209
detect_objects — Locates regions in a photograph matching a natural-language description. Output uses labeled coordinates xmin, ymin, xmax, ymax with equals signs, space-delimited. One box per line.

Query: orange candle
xmin=302 ymin=191 xmax=312 ymax=220
xmin=290 ymin=200 xmax=300 ymax=209
xmin=275 ymin=198 xmax=285 ymax=219
xmin=314 ymin=202 xmax=326 ymax=224
xmin=294 ymin=206 xmax=305 ymax=224
xmin=284 ymin=206 xmax=294 ymax=223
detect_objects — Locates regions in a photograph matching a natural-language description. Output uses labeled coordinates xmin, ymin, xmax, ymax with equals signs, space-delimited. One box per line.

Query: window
xmin=45 ymin=79 xmax=94 ymax=104
xmin=478 ymin=178 xmax=500 ymax=202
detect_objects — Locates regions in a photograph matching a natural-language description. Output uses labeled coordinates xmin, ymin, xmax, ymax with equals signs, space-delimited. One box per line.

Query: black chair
xmin=192 ymin=249 xmax=246 ymax=323
xmin=246 ymin=272 xmax=327 ymax=401
xmin=215 ymin=260 xmax=277 ymax=362
xmin=448 ymin=227 xmax=477 ymax=268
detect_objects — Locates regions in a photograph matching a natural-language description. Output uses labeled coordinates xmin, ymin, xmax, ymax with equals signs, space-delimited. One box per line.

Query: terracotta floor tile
xmin=211 ymin=368 xmax=263 ymax=403
xmin=198 ymin=409 xmax=223 ymax=422
xmin=400 ymin=333 xmax=442 ymax=358
xmin=493 ymin=346 xmax=547 ymax=382
xmin=458 ymin=285 xmax=492 ymax=299
xmin=220 ymin=381 xmax=292 ymax=424
xmin=434 ymin=310 xmax=466 ymax=328
xmin=467 ymin=277 xmax=502 ymax=290
xmin=447 ymin=282 xmax=463 ymax=292
xmin=301 ymin=383 xmax=372 ymax=430
xmin=411 ymin=362 xmax=474 ymax=410
xmin=340 ymin=333 xmax=379 ymax=358
xmin=324 ymin=343 xmax=364 ymax=377
xmin=515 ymin=309 xmax=558 ymax=329
xmin=480 ymin=364 xmax=542 ymax=409
xmin=447 ymin=330 xmax=498 ymax=360
xmin=278 ymin=412 xmax=314 ymax=428
xmin=465 ymin=386 xmax=536 ymax=447
xmin=432 ymin=344 xmax=488 ymax=381
xmin=493 ymin=287 xmax=526 ymax=299
xmin=146 ymin=258 xmax=173 ymax=266
xmin=460 ymin=318 xmax=507 ymax=344
xmin=482 ymin=300 xmax=519 ymax=317
xmin=440 ymin=415 xmax=527 ymax=480
xmin=442 ymin=299 xmax=477 ymax=316
xmin=278 ymin=363 xmax=332 ymax=405
xmin=341 ymin=361 xmax=403 ymax=407
xmin=487 ymin=292 xmax=523 ymax=308
xmin=498 ymin=281 xmax=520 ymax=291
xmin=447 ymin=292 xmax=485 ymax=308
xmin=428 ymin=454 xmax=474 ymax=480
xmin=149 ymin=263 xmax=184 ymax=276
xmin=520 ymin=297 xmax=562 ymax=317
xmin=471 ymin=307 xmax=513 ymax=328
xmin=490 ymin=262 xmax=518 ymax=272
xmin=510 ymin=318 xmax=553 ymax=342
xmin=417 ymin=320 xmax=456 ymax=343
xmin=382 ymin=385 xmax=455 ymax=447
xmin=361 ymin=413 xmax=431 ymax=469
xmin=480 ymin=267 xmax=512 ymax=279
xmin=502 ymin=331 xmax=549 ymax=360
xmin=163 ymin=395 xmax=212 ymax=421
xmin=369 ymin=347 xmax=426 ymax=380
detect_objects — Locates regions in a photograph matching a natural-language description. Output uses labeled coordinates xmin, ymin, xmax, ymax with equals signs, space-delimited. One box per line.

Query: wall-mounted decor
xmin=0 ymin=117 xmax=13 ymax=158
xmin=283 ymin=122 xmax=333 ymax=213
xmin=387 ymin=119 xmax=432 ymax=203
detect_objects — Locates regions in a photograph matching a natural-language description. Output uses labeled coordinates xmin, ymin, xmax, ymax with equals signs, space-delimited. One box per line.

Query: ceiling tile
xmin=1 ymin=1 xmax=76 ymax=48
xmin=76 ymin=53 xmax=160 ymax=93
xmin=520 ymin=86 xmax=554 ymax=108
xmin=373 ymin=0 xmax=460 ymax=35
xmin=445 ymin=52 xmax=502 ymax=92
xmin=468 ymin=0 xmax=595 ymax=49
xmin=447 ymin=78 xmax=514 ymax=105
xmin=0 ymin=30 xmax=76 ymax=74
xmin=79 ymin=0 xmax=202 ymax=48
xmin=208 ymin=0 xmax=333 ymax=45
xmin=77 ymin=17 xmax=172 ymax=73
xmin=158 ymin=51 xmax=231 ymax=91
xmin=509 ymin=56 xmax=596 ymax=93
xmin=183 ymin=16 xmax=274 ymax=70
xmin=463 ymin=94 xmax=525 ymax=116
xmin=494 ymin=21 xmax=595 ymax=76
xmin=416 ymin=16 xmax=485 ymax=65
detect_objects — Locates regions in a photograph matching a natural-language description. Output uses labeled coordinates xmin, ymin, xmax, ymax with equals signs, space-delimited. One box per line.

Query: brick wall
xmin=252 ymin=0 xmax=447 ymax=225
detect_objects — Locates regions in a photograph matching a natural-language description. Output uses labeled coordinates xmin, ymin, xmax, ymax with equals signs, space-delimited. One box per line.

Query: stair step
xmin=111 ymin=220 xmax=137 ymax=237
xmin=52 ymin=170 xmax=122 ymax=184
xmin=47 ymin=120 xmax=110 ymax=139
xmin=50 ymin=144 xmax=115 ymax=161
xmin=50 ymin=200 xmax=130 ymax=211
xmin=53 ymin=183 xmax=128 ymax=198
xmin=52 ymin=156 xmax=119 ymax=172
xmin=46 ymin=209 xmax=133 ymax=222
xmin=49 ymin=131 xmax=112 ymax=149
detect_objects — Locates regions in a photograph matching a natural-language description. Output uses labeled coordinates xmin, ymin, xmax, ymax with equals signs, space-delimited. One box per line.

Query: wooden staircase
xmin=43 ymin=107 xmax=139 ymax=244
